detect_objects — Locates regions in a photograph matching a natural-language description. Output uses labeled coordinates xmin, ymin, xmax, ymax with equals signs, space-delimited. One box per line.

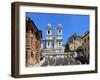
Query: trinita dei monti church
xmin=40 ymin=24 xmax=65 ymax=54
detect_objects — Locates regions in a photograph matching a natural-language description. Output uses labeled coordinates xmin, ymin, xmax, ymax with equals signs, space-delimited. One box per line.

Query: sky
xmin=26 ymin=12 xmax=89 ymax=44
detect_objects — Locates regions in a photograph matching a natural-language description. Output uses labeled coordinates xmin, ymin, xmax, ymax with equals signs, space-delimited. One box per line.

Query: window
xmin=48 ymin=42 xmax=50 ymax=46
xmin=48 ymin=30 xmax=50 ymax=34
xmin=84 ymin=39 xmax=86 ymax=43
xmin=88 ymin=36 xmax=89 ymax=40
xmin=31 ymin=52 xmax=33 ymax=58
xmin=31 ymin=37 xmax=33 ymax=46
xmin=59 ymin=42 xmax=61 ymax=46
xmin=26 ymin=51 xmax=28 ymax=64
xmin=59 ymin=30 xmax=61 ymax=34
xmin=85 ymin=48 xmax=86 ymax=52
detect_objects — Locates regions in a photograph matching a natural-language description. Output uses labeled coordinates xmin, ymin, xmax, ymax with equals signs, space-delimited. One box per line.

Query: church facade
xmin=41 ymin=24 xmax=64 ymax=53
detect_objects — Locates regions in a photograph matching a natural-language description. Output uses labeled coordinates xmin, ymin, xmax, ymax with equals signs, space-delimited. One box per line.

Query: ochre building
xmin=68 ymin=33 xmax=82 ymax=51
xmin=82 ymin=31 xmax=89 ymax=63
xmin=26 ymin=17 xmax=42 ymax=67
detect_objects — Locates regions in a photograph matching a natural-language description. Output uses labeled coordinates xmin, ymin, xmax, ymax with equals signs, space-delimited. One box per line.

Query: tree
xmin=64 ymin=43 xmax=70 ymax=52
xmin=76 ymin=45 xmax=84 ymax=54
xmin=76 ymin=45 xmax=88 ymax=64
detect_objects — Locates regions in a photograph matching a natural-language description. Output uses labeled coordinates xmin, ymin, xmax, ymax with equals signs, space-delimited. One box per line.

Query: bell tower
xmin=46 ymin=24 xmax=52 ymax=48
xmin=46 ymin=24 xmax=52 ymax=36
xmin=57 ymin=24 xmax=62 ymax=48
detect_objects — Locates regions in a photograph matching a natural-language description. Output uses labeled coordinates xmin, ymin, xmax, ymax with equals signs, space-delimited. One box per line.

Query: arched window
xmin=59 ymin=30 xmax=61 ymax=34
xmin=31 ymin=52 xmax=33 ymax=58
xmin=59 ymin=42 xmax=61 ymax=46
xmin=48 ymin=42 xmax=50 ymax=46
xmin=48 ymin=30 xmax=50 ymax=34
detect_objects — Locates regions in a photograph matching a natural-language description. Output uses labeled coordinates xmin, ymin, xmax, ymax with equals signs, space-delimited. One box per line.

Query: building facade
xmin=26 ymin=17 xmax=42 ymax=67
xmin=41 ymin=24 xmax=64 ymax=53
xmin=68 ymin=33 xmax=82 ymax=51
xmin=82 ymin=31 xmax=89 ymax=63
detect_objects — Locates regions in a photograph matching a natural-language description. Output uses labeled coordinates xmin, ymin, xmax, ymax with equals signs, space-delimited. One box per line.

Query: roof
xmin=46 ymin=24 xmax=52 ymax=30
xmin=82 ymin=31 xmax=89 ymax=39
xmin=26 ymin=16 xmax=39 ymax=31
xmin=26 ymin=16 xmax=42 ymax=38
xmin=68 ymin=33 xmax=82 ymax=40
